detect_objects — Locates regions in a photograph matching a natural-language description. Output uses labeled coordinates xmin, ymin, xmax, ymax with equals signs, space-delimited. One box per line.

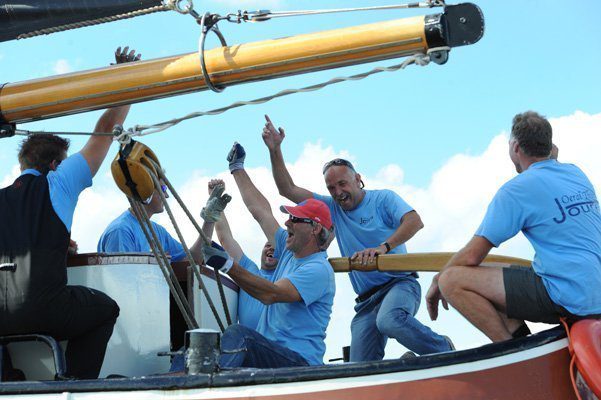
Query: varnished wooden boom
xmin=329 ymin=252 xmax=531 ymax=273
xmin=1 ymin=17 xmax=430 ymax=123
xmin=0 ymin=2 xmax=487 ymax=124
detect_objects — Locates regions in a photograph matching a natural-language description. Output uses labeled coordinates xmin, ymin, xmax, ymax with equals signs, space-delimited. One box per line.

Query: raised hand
xmin=201 ymin=182 xmax=232 ymax=222
xmin=262 ymin=115 xmax=285 ymax=150
xmin=227 ymin=142 xmax=246 ymax=173
xmin=113 ymin=46 xmax=142 ymax=64
xmin=208 ymin=178 xmax=225 ymax=194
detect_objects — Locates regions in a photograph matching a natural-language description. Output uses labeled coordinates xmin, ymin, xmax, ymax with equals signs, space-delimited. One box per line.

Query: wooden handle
xmin=329 ymin=252 xmax=531 ymax=273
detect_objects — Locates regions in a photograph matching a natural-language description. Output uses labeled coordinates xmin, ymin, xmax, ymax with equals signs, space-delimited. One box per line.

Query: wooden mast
xmin=0 ymin=3 xmax=483 ymax=124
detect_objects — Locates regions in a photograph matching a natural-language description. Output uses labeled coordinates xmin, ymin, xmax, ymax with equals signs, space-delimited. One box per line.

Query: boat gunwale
xmin=0 ymin=327 xmax=566 ymax=395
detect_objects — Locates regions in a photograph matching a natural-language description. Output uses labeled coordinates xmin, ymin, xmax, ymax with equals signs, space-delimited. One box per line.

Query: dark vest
xmin=0 ymin=173 xmax=69 ymax=325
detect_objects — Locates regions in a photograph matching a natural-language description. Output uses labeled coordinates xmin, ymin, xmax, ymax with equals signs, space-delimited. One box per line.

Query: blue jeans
xmin=219 ymin=324 xmax=309 ymax=369
xmin=350 ymin=277 xmax=451 ymax=361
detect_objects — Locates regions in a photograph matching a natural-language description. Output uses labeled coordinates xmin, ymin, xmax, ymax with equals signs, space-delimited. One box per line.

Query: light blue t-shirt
xmin=21 ymin=152 xmax=92 ymax=232
xmin=476 ymin=160 xmax=601 ymax=316
xmin=314 ymin=190 xmax=414 ymax=295
xmin=254 ymin=228 xmax=335 ymax=365
xmin=237 ymin=254 xmax=275 ymax=330
xmin=97 ymin=210 xmax=186 ymax=261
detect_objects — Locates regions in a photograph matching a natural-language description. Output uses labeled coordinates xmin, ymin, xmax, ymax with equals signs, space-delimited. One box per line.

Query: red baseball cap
xmin=280 ymin=198 xmax=333 ymax=230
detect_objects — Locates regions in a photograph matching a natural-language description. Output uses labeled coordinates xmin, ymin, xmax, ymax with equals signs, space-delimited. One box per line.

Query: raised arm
xmin=262 ymin=115 xmax=313 ymax=203
xmin=80 ymin=47 xmax=141 ymax=177
xmin=227 ymin=142 xmax=280 ymax=244
xmin=80 ymin=106 xmax=130 ymax=177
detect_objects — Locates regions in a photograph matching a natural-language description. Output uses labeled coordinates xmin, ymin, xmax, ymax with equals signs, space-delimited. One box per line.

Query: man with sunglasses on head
xmin=0 ymin=47 xmax=138 ymax=380
xmin=261 ymin=115 xmax=453 ymax=361
xmin=201 ymin=142 xmax=335 ymax=368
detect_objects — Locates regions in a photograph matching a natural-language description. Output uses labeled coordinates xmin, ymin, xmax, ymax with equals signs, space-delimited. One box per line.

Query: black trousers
xmin=1 ymin=285 xmax=119 ymax=379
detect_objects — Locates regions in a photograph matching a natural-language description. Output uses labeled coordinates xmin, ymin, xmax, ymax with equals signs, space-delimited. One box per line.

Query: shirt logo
xmin=553 ymin=190 xmax=600 ymax=224
xmin=360 ymin=216 xmax=373 ymax=225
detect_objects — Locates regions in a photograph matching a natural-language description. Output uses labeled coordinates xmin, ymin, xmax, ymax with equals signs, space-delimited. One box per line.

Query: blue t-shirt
xmin=476 ymin=160 xmax=601 ymax=316
xmin=254 ymin=228 xmax=335 ymax=365
xmin=97 ymin=210 xmax=186 ymax=261
xmin=21 ymin=152 xmax=92 ymax=232
xmin=314 ymin=190 xmax=414 ymax=295
xmin=237 ymin=254 xmax=275 ymax=330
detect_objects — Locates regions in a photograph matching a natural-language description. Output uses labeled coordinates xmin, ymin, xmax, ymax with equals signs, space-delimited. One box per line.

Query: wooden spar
xmin=329 ymin=252 xmax=531 ymax=273
xmin=0 ymin=3 xmax=483 ymax=124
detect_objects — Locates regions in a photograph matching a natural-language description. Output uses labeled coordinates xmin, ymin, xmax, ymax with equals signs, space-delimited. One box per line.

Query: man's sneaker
xmin=400 ymin=351 xmax=417 ymax=360
xmin=442 ymin=335 xmax=455 ymax=351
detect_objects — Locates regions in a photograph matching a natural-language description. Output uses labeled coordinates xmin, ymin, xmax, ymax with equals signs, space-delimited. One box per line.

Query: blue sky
xmin=1 ymin=1 xmax=600 ymax=360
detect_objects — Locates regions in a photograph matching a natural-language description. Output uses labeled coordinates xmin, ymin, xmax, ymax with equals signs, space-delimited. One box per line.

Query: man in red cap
xmin=202 ymin=143 xmax=336 ymax=369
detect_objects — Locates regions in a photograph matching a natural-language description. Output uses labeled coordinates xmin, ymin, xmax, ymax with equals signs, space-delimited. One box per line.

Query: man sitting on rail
xmin=202 ymin=143 xmax=335 ymax=368
xmin=0 ymin=47 xmax=139 ymax=380
xmin=426 ymin=111 xmax=601 ymax=341
xmin=207 ymin=178 xmax=279 ymax=330
xmin=261 ymin=115 xmax=453 ymax=361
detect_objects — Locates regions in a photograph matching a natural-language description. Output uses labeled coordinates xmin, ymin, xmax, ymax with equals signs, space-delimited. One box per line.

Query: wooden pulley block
xmin=111 ymin=140 xmax=162 ymax=202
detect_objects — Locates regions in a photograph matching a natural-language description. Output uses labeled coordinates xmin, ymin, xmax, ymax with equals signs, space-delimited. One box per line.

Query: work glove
xmin=202 ymin=241 xmax=234 ymax=273
xmin=201 ymin=184 xmax=232 ymax=222
xmin=227 ymin=142 xmax=246 ymax=173
xmin=113 ymin=46 xmax=142 ymax=64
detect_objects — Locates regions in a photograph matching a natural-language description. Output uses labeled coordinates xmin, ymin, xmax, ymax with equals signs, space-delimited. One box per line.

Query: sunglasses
xmin=322 ymin=158 xmax=356 ymax=174
xmin=289 ymin=215 xmax=314 ymax=225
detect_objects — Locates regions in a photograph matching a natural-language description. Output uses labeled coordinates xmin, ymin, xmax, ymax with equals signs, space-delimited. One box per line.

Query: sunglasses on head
xmin=322 ymin=158 xmax=356 ymax=174
xmin=289 ymin=215 xmax=314 ymax=225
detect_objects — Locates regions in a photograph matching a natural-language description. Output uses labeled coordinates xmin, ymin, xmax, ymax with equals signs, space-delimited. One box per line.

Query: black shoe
xmin=442 ymin=335 xmax=456 ymax=351
xmin=3 ymin=368 xmax=26 ymax=382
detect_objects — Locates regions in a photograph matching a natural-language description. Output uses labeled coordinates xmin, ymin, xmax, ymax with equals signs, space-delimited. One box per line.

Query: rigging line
xmin=149 ymin=160 xmax=232 ymax=328
xmin=133 ymin=48 xmax=447 ymax=136
xmin=17 ymin=4 xmax=172 ymax=40
xmin=144 ymin=164 xmax=227 ymax=332
xmin=251 ymin=2 xmax=445 ymax=20
xmin=129 ymin=198 xmax=199 ymax=330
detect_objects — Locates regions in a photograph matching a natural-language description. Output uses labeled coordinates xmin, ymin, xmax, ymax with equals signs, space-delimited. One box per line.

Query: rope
xmin=129 ymin=198 xmax=199 ymax=330
xmin=14 ymin=48 xmax=449 ymax=138
xmin=153 ymin=165 xmax=233 ymax=327
xmin=16 ymin=4 xmax=172 ymax=40
xmin=224 ymin=1 xmax=445 ymax=23
xmin=133 ymin=48 xmax=448 ymax=136
xmin=144 ymin=164 xmax=228 ymax=332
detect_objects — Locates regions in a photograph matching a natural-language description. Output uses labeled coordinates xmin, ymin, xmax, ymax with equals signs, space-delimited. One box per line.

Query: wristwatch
xmin=381 ymin=242 xmax=391 ymax=254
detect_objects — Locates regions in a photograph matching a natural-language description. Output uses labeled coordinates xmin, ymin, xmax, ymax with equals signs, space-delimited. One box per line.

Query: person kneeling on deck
xmin=202 ymin=143 xmax=335 ymax=368
xmin=208 ymin=179 xmax=279 ymax=330
xmin=262 ymin=116 xmax=453 ymax=361
xmin=426 ymin=111 xmax=601 ymax=341
xmin=0 ymin=52 xmax=140 ymax=381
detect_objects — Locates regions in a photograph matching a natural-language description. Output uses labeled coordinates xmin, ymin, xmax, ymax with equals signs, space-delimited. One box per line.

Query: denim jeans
xmin=219 ymin=324 xmax=309 ymax=369
xmin=350 ymin=277 xmax=451 ymax=361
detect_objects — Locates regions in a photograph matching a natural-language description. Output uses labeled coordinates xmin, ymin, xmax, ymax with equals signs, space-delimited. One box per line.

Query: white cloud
xmin=1 ymin=164 xmax=21 ymax=187
xmin=4 ymin=110 xmax=599 ymax=360
xmin=53 ymin=59 xmax=73 ymax=74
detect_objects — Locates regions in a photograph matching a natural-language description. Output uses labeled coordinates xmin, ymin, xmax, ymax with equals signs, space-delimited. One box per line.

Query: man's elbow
xmin=258 ymin=292 xmax=278 ymax=305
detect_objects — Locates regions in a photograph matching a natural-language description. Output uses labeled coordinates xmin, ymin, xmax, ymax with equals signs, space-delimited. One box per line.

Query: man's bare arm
xmin=228 ymin=263 xmax=301 ymax=304
xmin=352 ymin=210 xmax=424 ymax=264
xmin=80 ymin=106 xmax=130 ymax=177
xmin=232 ymin=168 xmax=280 ymax=244
xmin=426 ymin=236 xmax=494 ymax=320
xmin=215 ymin=213 xmax=244 ymax=263
xmin=262 ymin=115 xmax=313 ymax=203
